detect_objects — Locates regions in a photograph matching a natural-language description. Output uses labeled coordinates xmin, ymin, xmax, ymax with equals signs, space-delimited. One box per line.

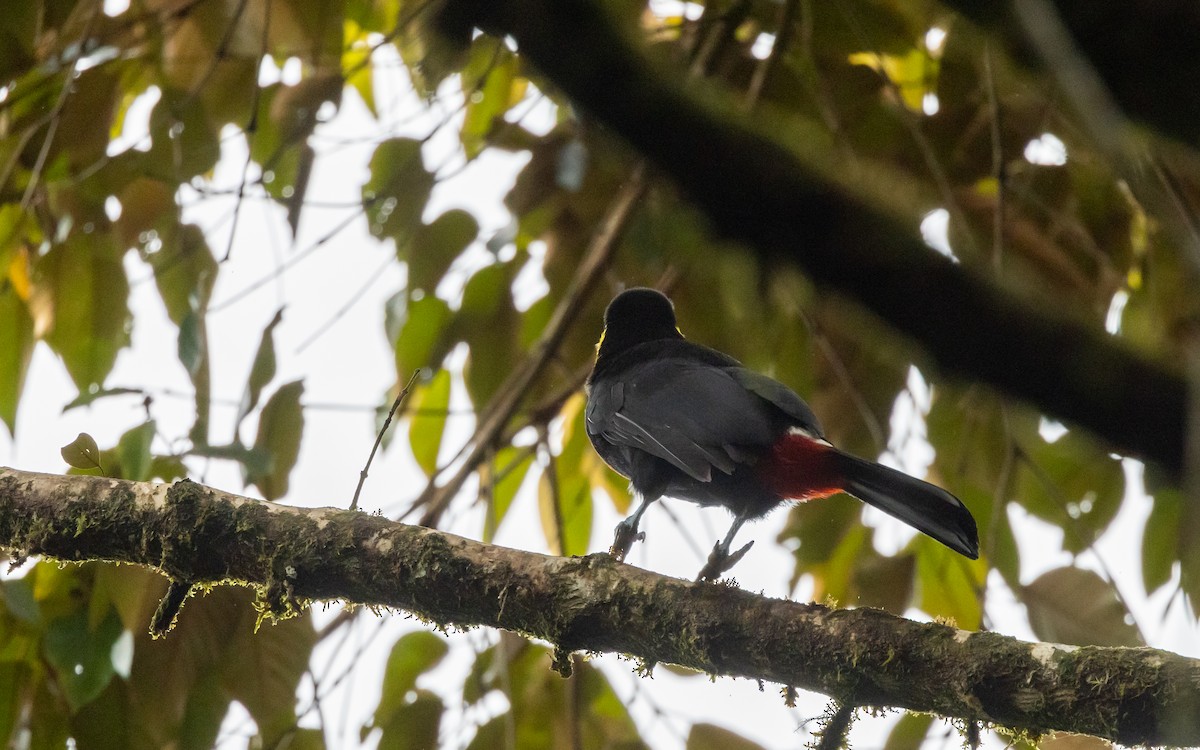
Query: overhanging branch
xmin=2 ymin=467 xmax=1198 ymax=745
xmin=441 ymin=0 xmax=1187 ymax=476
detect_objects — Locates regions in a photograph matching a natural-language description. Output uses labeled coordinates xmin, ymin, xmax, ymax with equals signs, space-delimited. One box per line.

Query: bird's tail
xmin=833 ymin=451 xmax=979 ymax=559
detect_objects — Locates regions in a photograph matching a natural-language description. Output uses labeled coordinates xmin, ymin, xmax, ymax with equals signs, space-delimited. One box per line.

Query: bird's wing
xmin=727 ymin=367 xmax=825 ymax=438
xmin=586 ymin=360 xmax=780 ymax=482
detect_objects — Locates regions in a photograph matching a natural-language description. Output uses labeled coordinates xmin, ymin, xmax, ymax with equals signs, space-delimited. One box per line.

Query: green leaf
xmin=913 ymin=537 xmax=986 ymax=630
xmin=0 ymin=662 xmax=31 ymax=747
xmin=147 ymin=88 xmax=220 ymax=180
xmin=247 ymin=381 xmax=305 ymax=501
xmin=485 ymin=445 xmax=535 ymax=543
xmin=778 ymin=495 xmax=861 ymax=592
xmin=375 ymin=690 xmax=443 ymax=750
xmin=219 ymin=611 xmax=318 ymax=747
xmin=461 ymin=43 xmax=525 ymax=158
xmin=1142 ymin=486 xmax=1181 ymax=596
xmin=148 ymin=223 xmax=217 ymax=327
xmin=394 ymin=294 xmax=455 ymax=378
xmin=344 ymin=23 xmax=378 ymax=116
xmin=372 ymin=632 xmax=449 ymax=731
xmin=177 ymin=309 xmax=204 ymax=377
xmin=464 ymin=637 xmax=644 ymax=750
xmin=363 ymin=138 xmax=435 ymax=243
xmin=0 ymin=282 xmax=33 ymax=436
xmin=1022 ymin=566 xmax=1142 ymax=647
xmin=117 ymin=420 xmax=156 ymax=482
xmin=538 ymin=471 xmax=592 ymax=557
xmin=851 ymin=551 xmax=916 ymax=615
xmin=43 ymin=607 xmax=124 ymax=709
xmin=31 ymin=232 xmax=131 ymax=392
xmin=405 ymin=209 xmax=479 ymax=294
xmin=393 ymin=13 xmax=471 ymax=98
xmin=883 ymin=713 xmax=935 ymax=750
xmin=61 ymin=432 xmax=103 ymax=471
xmin=237 ymin=308 xmax=284 ymax=428
xmin=687 ymin=723 xmax=768 ymax=750
xmin=408 ymin=369 xmax=451 ymax=477
xmin=1015 ymin=429 xmax=1124 ymax=553
xmin=458 ymin=262 xmax=519 ymax=408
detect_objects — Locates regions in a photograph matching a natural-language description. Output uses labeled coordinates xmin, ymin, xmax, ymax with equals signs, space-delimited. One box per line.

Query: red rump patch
xmin=756 ymin=432 xmax=845 ymax=501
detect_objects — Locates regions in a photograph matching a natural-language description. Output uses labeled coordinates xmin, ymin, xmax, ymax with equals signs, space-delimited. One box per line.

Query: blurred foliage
xmin=1 ymin=0 xmax=1198 ymax=747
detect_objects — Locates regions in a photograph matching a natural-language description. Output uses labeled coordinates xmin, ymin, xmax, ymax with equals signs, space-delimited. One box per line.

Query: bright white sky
xmin=1 ymin=13 xmax=1198 ymax=749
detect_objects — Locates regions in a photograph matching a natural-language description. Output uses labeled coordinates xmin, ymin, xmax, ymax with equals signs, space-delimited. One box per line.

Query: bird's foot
xmin=696 ymin=540 xmax=755 ymax=582
xmin=609 ymin=519 xmax=645 ymax=562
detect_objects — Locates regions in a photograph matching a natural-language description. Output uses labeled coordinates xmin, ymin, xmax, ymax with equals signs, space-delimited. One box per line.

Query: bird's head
xmin=596 ymin=288 xmax=683 ymax=360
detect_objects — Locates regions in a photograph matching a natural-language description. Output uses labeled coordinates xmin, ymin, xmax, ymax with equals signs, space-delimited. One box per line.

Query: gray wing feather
xmin=591 ymin=361 xmax=787 ymax=482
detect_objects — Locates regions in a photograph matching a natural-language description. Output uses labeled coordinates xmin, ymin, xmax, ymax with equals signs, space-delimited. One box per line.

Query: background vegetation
xmin=1 ymin=0 xmax=1199 ymax=747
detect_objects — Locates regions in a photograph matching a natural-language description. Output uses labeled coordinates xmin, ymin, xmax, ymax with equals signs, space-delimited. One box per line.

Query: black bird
xmin=585 ymin=288 xmax=979 ymax=581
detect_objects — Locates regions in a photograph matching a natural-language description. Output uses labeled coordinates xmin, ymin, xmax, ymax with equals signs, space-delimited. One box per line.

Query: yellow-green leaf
xmin=117 ymin=420 xmax=156 ymax=482
xmin=248 ymin=381 xmax=305 ymax=501
xmin=0 ymin=283 xmax=33 ymax=435
xmin=363 ymin=138 xmax=434 ymax=242
xmin=237 ymin=309 xmax=284 ymax=428
xmin=31 ymin=233 xmax=131 ymax=392
xmin=61 ymin=433 xmax=103 ymax=471
xmin=408 ymin=369 xmax=451 ymax=476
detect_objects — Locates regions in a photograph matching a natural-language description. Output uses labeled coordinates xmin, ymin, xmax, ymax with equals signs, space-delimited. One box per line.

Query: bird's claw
xmin=696 ymin=540 xmax=755 ymax=582
xmin=610 ymin=521 xmax=645 ymax=561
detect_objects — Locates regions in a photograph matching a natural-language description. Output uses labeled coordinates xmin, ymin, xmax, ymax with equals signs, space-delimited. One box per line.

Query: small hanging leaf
xmin=177 ymin=309 xmax=204 ymax=377
xmin=914 ymin=537 xmax=986 ymax=630
xmin=484 ymin=445 xmax=535 ymax=542
xmin=368 ymin=631 xmax=449 ymax=748
xmin=247 ymin=381 xmax=305 ymax=501
xmin=407 ymin=369 xmax=451 ymax=477
xmin=43 ymin=608 xmax=125 ymax=710
xmin=30 ymin=232 xmax=132 ymax=393
xmin=394 ymin=294 xmax=454 ymax=379
xmin=117 ymin=420 xmax=156 ymax=482
xmin=362 ymin=138 xmax=434 ymax=243
xmin=0 ymin=283 xmax=33 ymax=436
xmin=405 ymin=209 xmax=479 ymax=294
xmin=237 ymin=308 xmax=284 ymax=429
xmin=538 ymin=471 xmax=592 ymax=557
xmin=62 ymin=433 xmax=103 ymax=471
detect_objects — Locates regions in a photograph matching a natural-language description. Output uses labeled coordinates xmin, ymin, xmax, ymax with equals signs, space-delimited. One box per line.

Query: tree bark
xmin=2 ymin=467 xmax=1198 ymax=745
xmin=440 ymin=0 xmax=1188 ymax=478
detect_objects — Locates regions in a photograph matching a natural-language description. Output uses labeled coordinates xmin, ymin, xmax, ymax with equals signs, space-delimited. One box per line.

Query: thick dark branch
xmin=949 ymin=0 xmax=1200 ymax=148
xmin=2 ymin=467 xmax=1198 ymax=745
xmin=442 ymin=0 xmax=1187 ymax=476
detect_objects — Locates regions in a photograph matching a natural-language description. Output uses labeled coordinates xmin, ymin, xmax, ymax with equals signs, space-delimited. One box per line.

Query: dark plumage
xmin=585 ymin=288 xmax=978 ymax=580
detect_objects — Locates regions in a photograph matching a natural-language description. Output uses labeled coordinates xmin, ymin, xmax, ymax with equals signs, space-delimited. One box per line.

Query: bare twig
xmin=983 ymin=45 xmax=1006 ymax=273
xmin=351 ymin=368 xmax=422 ymax=511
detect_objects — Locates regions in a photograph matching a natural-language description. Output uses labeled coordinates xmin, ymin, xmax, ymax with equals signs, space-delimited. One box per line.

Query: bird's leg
xmin=610 ymin=495 xmax=656 ymax=561
xmin=696 ymin=515 xmax=754 ymax=582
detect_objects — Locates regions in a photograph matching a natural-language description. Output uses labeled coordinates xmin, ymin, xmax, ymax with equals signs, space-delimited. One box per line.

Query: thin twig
xmin=744 ymin=0 xmax=799 ymax=109
xmin=351 ymin=368 xmax=422 ymax=511
xmin=983 ymin=44 xmax=1005 ymax=273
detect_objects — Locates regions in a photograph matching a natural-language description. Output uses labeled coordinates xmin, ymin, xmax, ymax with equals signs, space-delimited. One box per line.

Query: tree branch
xmin=440 ymin=0 xmax=1187 ymax=477
xmin=2 ymin=467 xmax=1198 ymax=745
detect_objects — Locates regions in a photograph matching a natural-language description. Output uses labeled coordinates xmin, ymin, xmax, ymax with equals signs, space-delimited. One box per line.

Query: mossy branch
xmin=2 ymin=467 xmax=1199 ymax=745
